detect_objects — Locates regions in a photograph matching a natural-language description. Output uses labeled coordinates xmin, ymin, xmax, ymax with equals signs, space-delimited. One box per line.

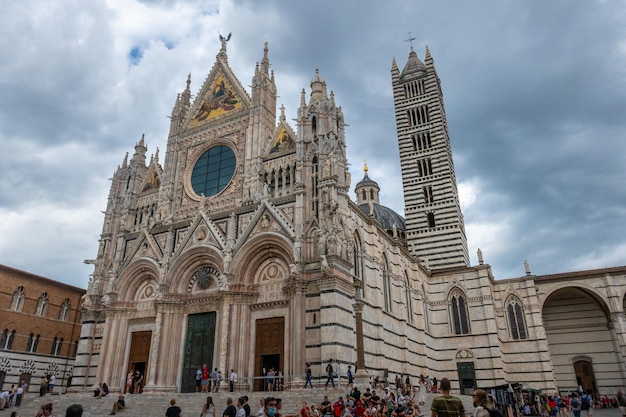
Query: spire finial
xmin=364 ymin=159 xmax=368 ymax=173
xmin=218 ymin=32 xmax=232 ymax=55
xmin=405 ymin=32 xmax=416 ymax=51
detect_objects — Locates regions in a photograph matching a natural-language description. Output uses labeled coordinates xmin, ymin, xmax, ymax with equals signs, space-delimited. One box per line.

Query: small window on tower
xmin=427 ymin=212 xmax=436 ymax=228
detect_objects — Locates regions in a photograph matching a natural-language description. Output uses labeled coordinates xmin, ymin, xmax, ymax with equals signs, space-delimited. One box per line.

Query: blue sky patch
xmin=128 ymin=46 xmax=143 ymax=66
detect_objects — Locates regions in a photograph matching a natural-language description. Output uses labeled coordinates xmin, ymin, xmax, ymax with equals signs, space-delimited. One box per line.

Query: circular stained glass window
xmin=191 ymin=145 xmax=236 ymax=197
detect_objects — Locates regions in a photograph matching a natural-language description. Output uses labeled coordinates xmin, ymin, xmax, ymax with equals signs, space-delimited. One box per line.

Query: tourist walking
xmin=229 ymin=369 xmax=238 ymax=392
xmin=223 ymin=398 xmax=237 ymax=417
xmin=165 ymin=398 xmax=182 ymax=417
xmin=325 ymin=359 xmax=335 ymax=389
xmin=570 ymin=393 xmax=582 ymax=417
xmin=430 ymin=378 xmax=465 ymax=417
xmin=195 ymin=367 xmax=203 ymax=393
xmin=304 ymin=363 xmax=313 ymax=389
xmin=202 ymin=396 xmax=216 ymax=417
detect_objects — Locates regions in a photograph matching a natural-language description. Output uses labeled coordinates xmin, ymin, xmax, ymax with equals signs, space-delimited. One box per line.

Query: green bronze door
xmin=456 ymin=361 xmax=476 ymax=395
xmin=182 ymin=312 xmax=216 ymax=392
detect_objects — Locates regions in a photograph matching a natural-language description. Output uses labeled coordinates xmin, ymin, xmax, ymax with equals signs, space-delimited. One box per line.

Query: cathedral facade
xmin=73 ymin=40 xmax=626 ymax=396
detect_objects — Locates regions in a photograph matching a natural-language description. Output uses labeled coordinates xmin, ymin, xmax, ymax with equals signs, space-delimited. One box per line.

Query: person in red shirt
xmin=354 ymin=400 xmax=366 ymax=417
xmin=202 ymin=364 xmax=210 ymax=393
xmin=301 ymin=402 xmax=311 ymax=417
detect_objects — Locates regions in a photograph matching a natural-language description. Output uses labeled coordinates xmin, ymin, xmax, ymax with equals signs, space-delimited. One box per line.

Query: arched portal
xmin=542 ymin=287 xmax=621 ymax=394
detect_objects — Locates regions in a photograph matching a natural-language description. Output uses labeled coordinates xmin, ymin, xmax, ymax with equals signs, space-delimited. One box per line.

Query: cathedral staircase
xmin=9 ymin=390 xmax=476 ymax=417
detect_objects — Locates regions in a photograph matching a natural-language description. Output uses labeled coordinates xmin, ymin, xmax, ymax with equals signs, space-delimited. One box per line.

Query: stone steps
xmin=7 ymin=390 xmax=475 ymax=417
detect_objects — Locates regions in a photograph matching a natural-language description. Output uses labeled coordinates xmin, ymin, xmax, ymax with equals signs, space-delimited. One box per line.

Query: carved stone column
xmin=284 ymin=274 xmax=307 ymax=387
xmin=217 ymin=295 xmax=231 ymax=390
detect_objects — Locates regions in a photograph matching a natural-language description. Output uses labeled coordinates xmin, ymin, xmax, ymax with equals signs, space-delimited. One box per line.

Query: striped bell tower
xmin=391 ymin=45 xmax=469 ymax=269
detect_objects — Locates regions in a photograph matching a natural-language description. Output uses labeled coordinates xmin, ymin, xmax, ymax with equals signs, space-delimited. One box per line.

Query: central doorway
xmin=181 ymin=312 xmax=217 ymax=393
xmin=128 ymin=331 xmax=152 ymax=393
xmin=254 ymin=317 xmax=284 ymax=391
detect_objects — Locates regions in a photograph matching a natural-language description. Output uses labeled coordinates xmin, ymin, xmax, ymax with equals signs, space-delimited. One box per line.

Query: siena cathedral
xmin=74 ymin=38 xmax=626 ymax=395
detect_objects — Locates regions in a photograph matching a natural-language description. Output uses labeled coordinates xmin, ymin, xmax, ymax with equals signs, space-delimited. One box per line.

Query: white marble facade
xmin=72 ymin=41 xmax=626 ymax=396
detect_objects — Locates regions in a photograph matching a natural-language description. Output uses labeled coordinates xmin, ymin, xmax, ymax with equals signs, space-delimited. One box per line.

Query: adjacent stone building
xmin=0 ymin=264 xmax=84 ymax=393
xmin=73 ymin=40 xmax=626 ymax=396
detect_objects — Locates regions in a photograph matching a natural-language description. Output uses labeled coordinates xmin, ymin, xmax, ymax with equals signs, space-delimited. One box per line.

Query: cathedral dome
xmin=358 ymin=202 xmax=406 ymax=231
xmin=354 ymin=163 xmax=405 ymax=233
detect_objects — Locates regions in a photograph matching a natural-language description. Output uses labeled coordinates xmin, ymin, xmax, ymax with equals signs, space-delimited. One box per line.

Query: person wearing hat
xmin=110 ymin=393 xmax=125 ymax=415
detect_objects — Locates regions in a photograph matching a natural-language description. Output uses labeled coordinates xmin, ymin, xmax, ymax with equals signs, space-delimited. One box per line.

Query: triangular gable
xmin=172 ymin=212 xmax=227 ymax=259
xmin=234 ymin=200 xmax=296 ymax=253
xmin=267 ymin=125 xmax=296 ymax=156
xmin=181 ymin=57 xmax=251 ymax=132
xmin=123 ymin=231 xmax=163 ymax=267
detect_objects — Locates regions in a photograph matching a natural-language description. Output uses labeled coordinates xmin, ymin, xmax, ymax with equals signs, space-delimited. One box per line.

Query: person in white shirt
xmin=48 ymin=374 xmax=56 ymax=394
xmin=0 ymin=389 xmax=9 ymax=409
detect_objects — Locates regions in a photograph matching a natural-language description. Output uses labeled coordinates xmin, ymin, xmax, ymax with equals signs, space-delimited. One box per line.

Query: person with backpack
xmin=579 ymin=393 xmax=589 ymax=415
xmin=472 ymin=389 xmax=498 ymax=417
xmin=571 ymin=393 xmax=582 ymax=417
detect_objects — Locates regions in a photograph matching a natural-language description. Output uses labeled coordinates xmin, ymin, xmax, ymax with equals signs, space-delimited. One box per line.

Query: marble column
xmin=353 ymin=300 xmax=369 ymax=386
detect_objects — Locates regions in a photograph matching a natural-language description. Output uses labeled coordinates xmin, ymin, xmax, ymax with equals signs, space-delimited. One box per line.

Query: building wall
xmin=0 ymin=264 xmax=84 ymax=393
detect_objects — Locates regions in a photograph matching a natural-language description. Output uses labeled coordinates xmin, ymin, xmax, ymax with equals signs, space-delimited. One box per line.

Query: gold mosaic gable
xmin=191 ymin=73 xmax=244 ymax=127
xmin=141 ymin=166 xmax=161 ymax=193
xmin=269 ymin=126 xmax=295 ymax=154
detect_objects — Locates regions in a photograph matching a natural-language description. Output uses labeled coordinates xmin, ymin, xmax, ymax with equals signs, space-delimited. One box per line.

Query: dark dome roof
xmin=355 ymin=172 xmax=379 ymax=189
xmin=358 ymin=202 xmax=406 ymax=230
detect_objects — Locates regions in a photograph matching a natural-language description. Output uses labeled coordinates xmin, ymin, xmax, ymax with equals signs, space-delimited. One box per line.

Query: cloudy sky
xmin=1 ymin=1 xmax=625 ymax=288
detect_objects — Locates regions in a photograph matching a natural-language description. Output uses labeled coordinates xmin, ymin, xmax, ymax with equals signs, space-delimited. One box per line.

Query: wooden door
xmin=254 ymin=317 xmax=284 ymax=391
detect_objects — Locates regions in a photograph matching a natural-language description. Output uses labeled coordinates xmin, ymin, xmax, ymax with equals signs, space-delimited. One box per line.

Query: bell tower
xmin=392 ymin=46 xmax=469 ymax=269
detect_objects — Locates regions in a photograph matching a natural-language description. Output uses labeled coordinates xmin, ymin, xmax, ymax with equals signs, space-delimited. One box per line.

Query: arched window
xmin=405 ymin=272 xmax=413 ymax=324
xmin=59 ymin=299 xmax=71 ymax=321
xmin=507 ymin=297 xmax=528 ymax=340
xmin=26 ymin=333 xmax=39 ymax=353
xmin=73 ymin=340 xmax=79 ymax=357
xmin=1 ymin=329 xmax=16 ymax=349
xmin=11 ymin=286 xmax=25 ymax=311
xmin=36 ymin=292 xmax=49 ymax=316
xmin=450 ymin=289 xmax=470 ymax=334
xmin=51 ymin=337 xmax=63 ymax=356
xmin=382 ymin=255 xmax=392 ymax=312
xmin=353 ymin=232 xmax=365 ymax=298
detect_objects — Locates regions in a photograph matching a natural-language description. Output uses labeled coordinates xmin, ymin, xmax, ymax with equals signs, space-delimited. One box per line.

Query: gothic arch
xmin=382 ymin=253 xmax=392 ymax=312
xmin=504 ymin=294 xmax=528 ymax=340
xmin=232 ymin=232 xmax=294 ymax=285
xmin=168 ymin=245 xmax=224 ymax=293
xmin=449 ymin=286 xmax=470 ymax=335
xmin=116 ymin=258 xmax=161 ymax=301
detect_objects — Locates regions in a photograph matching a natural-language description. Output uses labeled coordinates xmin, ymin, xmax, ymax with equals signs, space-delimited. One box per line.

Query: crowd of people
xmin=4 ymin=369 xmax=626 ymax=417
xmin=526 ymin=390 xmax=626 ymax=417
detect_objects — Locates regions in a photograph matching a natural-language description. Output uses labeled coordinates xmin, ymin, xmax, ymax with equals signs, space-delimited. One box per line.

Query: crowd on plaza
xmin=4 ymin=364 xmax=626 ymax=417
